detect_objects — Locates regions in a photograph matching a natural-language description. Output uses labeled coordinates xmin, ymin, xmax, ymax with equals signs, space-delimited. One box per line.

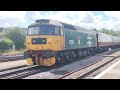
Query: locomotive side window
xmin=60 ymin=28 xmax=63 ymax=36
xmin=55 ymin=27 xmax=60 ymax=35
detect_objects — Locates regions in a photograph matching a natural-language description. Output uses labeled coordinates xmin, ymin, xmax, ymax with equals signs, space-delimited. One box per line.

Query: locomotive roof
xmin=29 ymin=19 xmax=96 ymax=33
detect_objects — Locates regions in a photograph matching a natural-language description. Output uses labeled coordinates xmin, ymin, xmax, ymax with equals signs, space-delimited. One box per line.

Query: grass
xmin=0 ymin=49 xmax=25 ymax=55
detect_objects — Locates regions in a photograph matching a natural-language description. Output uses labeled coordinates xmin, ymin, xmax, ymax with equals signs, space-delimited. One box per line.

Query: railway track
xmin=0 ymin=65 xmax=42 ymax=79
xmin=57 ymin=52 xmax=120 ymax=79
xmin=0 ymin=65 xmax=26 ymax=72
xmin=0 ymin=64 xmax=58 ymax=79
xmin=0 ymin=55 xmax=24 ymax=62
xmin=0 ymin=49 xmax=120 ymax=79
xmin=23 ymin=49 xmax=120 ymax=79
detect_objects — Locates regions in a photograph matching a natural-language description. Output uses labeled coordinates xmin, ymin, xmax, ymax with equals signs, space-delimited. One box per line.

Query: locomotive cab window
xmin=54 ymin=27 xmax=64 ymax=36
xmin=60 ymin=28 xmax=64 ymax=36
xmin=39 ymin=25 xmax=55 ymax=35
xmin=27 ymin=25 xmax=62 ymax=36
xmin=55 ymin=27 xmax=60 ymax=36
xmin=28 ymin=27 xmax=39 ymax=35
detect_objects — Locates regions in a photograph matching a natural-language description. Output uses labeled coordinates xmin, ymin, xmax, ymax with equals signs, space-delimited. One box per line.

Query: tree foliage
xmin=98 ymin=28 xmax=120 ymax=36
xmin=4 ymin=27 xmax=26 ymax=49
xmin=0 ymin=37 xmax=14 ymax=52
xmin=0 ymin=33 xmax=4 ymax=38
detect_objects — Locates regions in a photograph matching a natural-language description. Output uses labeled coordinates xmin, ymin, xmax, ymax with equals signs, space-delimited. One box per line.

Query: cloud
xmin=102 ymin=11 xmax=120 ymax=30
xmin=0 ymin=11 xmax=120 ymax=30
xmin=38 ymin=11 xmax=107 ymax=30
xmin=80 ymin=12 xmax=95 ymax=23
xmin=0 ymin=11 xmax=26 ymax=27
xmin=37 ymin=11 xmax=96 ymax=27
xmin=104 ymin=11 xmax=120 ymax=21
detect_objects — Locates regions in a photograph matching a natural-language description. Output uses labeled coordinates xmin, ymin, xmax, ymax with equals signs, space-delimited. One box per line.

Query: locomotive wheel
xmin=67 ymin=54 xmax=73 ymax=62
xmin=31 ymin=56 xmax=37 ymax=65
xmin=56 ymin=54 xmax=64 ymax=64
xmin=72 ymin=52 xmax=76 ymax=59
xmin=90 ymin=49 xmax=94 ymax=55
xmin=37 ymin=54 xmax=44 ymax=65
xmin=78 ymin=51 xmax=83 ymax=58
xmin=83 ymin=51 xmax=87 ymax=57
xmin=105 ymin=47 xmax=107 ymax=51
xmin=68 ymin=51 xmax=76 ymax=60
xmin=87 ymin=50 xmax=91 ymax=56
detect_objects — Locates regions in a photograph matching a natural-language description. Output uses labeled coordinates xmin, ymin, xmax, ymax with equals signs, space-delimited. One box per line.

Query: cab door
xmin=53 ymin=27 xmax=64 ymax=51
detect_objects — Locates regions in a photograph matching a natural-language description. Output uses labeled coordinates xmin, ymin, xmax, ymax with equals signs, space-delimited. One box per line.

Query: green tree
xmin=4 ymin=27 xmax=26 ymax=49
xmin=98 ymin=28 xmax=120 ymax=36
xmin=0 ymin=33 xmax=4 ymax=38
xmin=0 ymin=37 xmax=14 ymax=52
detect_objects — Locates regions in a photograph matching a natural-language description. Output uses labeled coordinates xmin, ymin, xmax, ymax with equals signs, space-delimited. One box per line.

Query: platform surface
xmin=94 ymin=58 xmax=120 ymax=79
xmin=0 ymin=60 xmax=27 ymax=70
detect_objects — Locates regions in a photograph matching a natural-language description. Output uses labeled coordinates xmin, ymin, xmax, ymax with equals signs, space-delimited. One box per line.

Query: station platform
xmin=94 ymin=58 xmax=120 ymax=79
xmin=0 ymin=60 xmax=27 ymax=70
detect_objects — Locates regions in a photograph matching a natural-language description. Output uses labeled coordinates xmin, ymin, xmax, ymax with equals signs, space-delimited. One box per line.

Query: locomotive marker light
xmin=87 ymin=34 xmax=92 ymax=47
xmin=33 ymin=40 xmax=35 ymax=42
xmin=43 ymin=40 xmax=45 ymax=42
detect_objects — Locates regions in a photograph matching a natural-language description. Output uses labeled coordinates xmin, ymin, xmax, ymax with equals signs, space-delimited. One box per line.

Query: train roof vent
xmin=69 ymin=25 xmax=76 ymax=30
xmin=61 ymin=23 xmax=76 ymax=30
xmin=35 ymin=19 xmax=50 ymax=24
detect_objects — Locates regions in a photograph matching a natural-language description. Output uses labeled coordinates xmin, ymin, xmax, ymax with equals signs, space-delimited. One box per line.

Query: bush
xmin=4 ymin=27 xmax=26 ymax=49
xmin=0 ymin=33 xmax=4 ymax=38
xmin=98 ymin=28 xmax=120 ymax=36
xmin=0 ymin=37 xmax=14 ymax=52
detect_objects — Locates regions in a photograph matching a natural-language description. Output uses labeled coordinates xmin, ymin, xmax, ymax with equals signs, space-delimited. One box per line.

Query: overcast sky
xmin=0 ymin=11 xmax=120 ymax=30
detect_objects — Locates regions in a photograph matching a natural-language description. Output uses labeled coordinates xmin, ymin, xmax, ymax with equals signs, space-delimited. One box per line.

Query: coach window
xmin=55 ymin=27 xmax=60 ymax=36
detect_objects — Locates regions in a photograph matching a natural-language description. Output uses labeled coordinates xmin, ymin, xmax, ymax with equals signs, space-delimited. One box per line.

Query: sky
xmin=0 ymin=11 xmax=120 ymax=31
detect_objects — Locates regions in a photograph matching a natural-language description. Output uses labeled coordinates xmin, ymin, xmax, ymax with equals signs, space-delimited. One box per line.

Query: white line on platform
xmin=93 ymin=60 xmax=120 ymax=79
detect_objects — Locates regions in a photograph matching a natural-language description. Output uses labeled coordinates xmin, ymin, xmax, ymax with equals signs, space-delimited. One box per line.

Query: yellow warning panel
xmin=26 ymin=58 xmax=33 ymax=66
xmin=40 ymin=57 xmax=56 ymax=66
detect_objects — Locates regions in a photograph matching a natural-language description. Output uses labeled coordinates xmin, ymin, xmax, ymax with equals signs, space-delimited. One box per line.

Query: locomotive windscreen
xmin=27 ymin=25 xmax=61 ymax=36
